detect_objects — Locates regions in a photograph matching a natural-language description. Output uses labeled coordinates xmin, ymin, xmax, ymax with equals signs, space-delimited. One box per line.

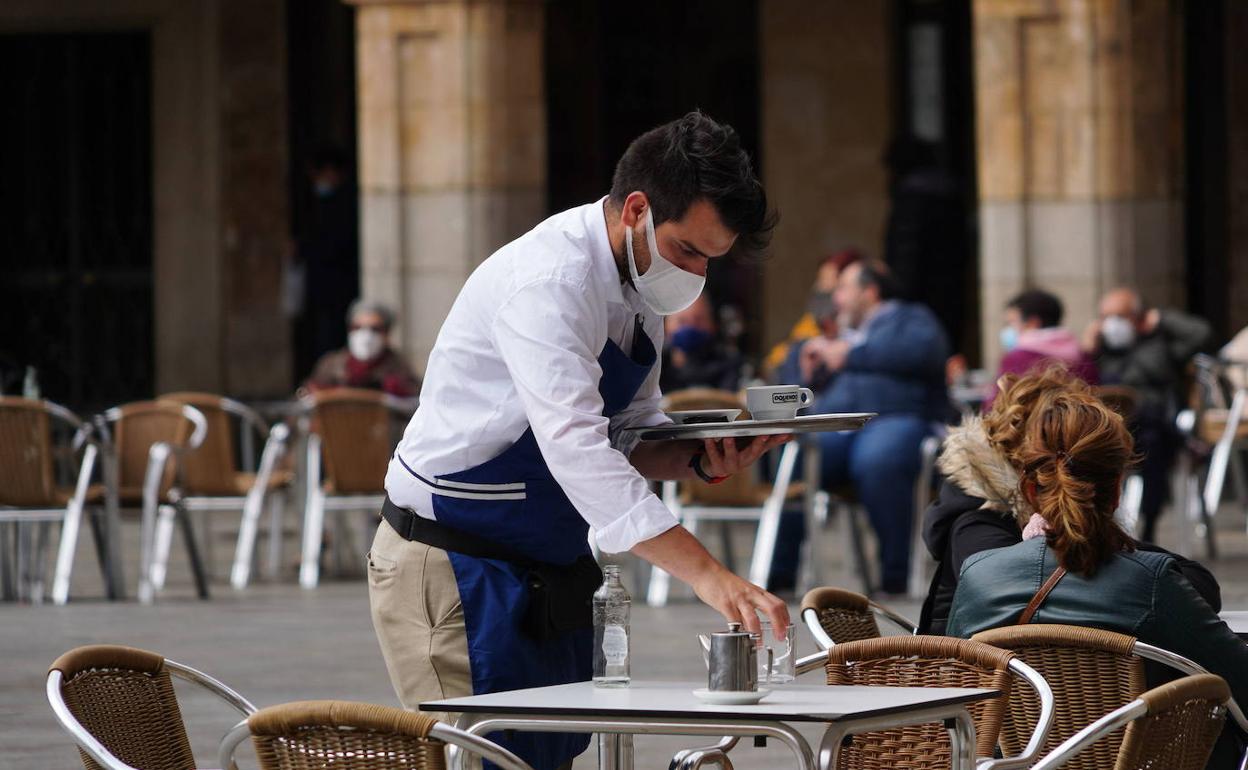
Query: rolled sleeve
xmin=493 ymin=279 xmax=678 ymax=553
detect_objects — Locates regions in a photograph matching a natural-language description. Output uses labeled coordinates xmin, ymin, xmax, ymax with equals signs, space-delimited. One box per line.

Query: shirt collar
xmin=587 ymin=196 xmax=628 ymax=306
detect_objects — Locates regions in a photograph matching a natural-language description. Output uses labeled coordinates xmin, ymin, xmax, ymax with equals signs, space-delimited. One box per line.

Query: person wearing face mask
xmin=369 ymin=112 xmax=788 ymax=770
xmin=659 ymin=293 xmax=742 ymax=393
xmin=984 ymin=289 xmax=1098 ymax=408
xmin=762 ymin=248 xmax=861 ymax=380
xmin=1082 ymin=287 xmax=1212 ymax=542
xmin=300 ymin=300 xmax=421 ymax=398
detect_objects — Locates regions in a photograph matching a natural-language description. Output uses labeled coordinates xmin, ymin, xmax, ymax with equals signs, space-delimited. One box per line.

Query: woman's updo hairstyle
xmin=1012 ymin=387 xmax=1136 ymax=577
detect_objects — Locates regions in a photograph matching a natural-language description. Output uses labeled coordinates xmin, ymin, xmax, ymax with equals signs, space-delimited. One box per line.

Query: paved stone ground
xmin=2 ymin=502 xmax=1245 ymax=769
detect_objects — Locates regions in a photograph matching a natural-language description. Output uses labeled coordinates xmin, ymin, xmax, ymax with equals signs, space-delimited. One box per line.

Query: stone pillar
xmin=219 ymin=0 xmax=292 ymax=397
xmin=759 ymin=0 xmax=892 ymax=353
xmin=348 ymin=0 xmax=546 ymax=371
xmin=974 ymin=0 xmax=1184 ymax=364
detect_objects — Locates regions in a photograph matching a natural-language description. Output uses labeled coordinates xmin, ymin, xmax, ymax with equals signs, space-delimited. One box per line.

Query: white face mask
xmin=625 ymin=207 xmax=706 ymax=316
xmin=348 ymin=328 xmax=385 ymax=361
xmin=1101 ymin=315 xmax=1137 ymax=350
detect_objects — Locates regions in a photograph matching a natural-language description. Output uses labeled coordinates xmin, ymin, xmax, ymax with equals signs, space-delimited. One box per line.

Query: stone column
xmin=347 ymin=0 xmax=545 ymax=371
xmin=974 ymin=0 xmax=1184 ymax=364
xmin=759 ymin=0 xmax=892 ymax=353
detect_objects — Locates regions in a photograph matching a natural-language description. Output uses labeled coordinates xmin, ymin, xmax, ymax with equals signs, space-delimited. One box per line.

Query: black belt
xmin=381 ymin=496 xmax=540 ymax=568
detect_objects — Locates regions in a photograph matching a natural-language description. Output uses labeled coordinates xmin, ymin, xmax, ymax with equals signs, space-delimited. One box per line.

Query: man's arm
xmin=631 ymin=525 xmax=790 ymax=638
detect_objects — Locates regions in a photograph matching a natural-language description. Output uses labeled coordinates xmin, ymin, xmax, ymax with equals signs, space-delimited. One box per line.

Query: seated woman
xmin=301 ymin=299 xmax=421 ymax=398
xmin=919 ymin=369 xmax=1218 ymax=635
xmin=946 ymin=383 xmax=1247 ymax=768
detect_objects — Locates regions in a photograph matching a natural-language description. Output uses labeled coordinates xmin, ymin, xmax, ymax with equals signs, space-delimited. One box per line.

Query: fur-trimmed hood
xmin=935 ymin=415 xmax=1024 ymax=515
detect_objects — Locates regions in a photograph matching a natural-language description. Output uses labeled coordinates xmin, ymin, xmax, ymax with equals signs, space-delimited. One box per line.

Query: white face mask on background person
xmin=348 ymin=328 xmax=385 ymax=361
xmin=999 ymin=325 xmax=1020 ymax=352
xmin=625 ymin=207 xmax=706 ymax=316
xmin=1101 ymin=315 xmax=1137 ymax=350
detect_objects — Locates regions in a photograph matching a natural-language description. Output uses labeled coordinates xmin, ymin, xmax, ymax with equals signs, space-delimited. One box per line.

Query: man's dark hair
xmin=855 ymin=259 xmax=899 ymax=301
xmin=609 ymin=111 xmax=777 ymax=258
xmin=1007 ymin=289 xmax=1063 ymax=328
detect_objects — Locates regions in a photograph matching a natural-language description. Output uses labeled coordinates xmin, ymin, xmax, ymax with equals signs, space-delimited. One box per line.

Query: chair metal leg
xmin=177 ymin=506 xmax=211 ymax=599
xmin=86 ymin=508 xmax=115 ymax=599
xmin=265 ymin=491 xmax=286 ymax=580
xmin=0 ymin=523 xmax=15 ymax=601
xmin=844 ymin=503 xmax=875 ymax=596
xmin=300 ymin=434 xmax=325 ymax=589
xmin=796 ymin=441 xmax=824 ymax=595
xmin=51 ymin=444 xmax=95 ymax=605
xmin=1204 ymin=389 xmax=1246 ymax=523
xmin=16 ymin=521 xmax=30 ymax=603
xmin=231 ymin=486 xmax=268 ymax=590
xmin=151 ymin=505 xmax=177 ymax=591
xmin=646 ymin=481 xmax=681 ymax=607
xmin=30 ymin=521 xmax=51 ymax=604
xmin=718 ymin=522 xmax=736 ymax=574
xmin=101 ymin=450 xmax=126 ymax=600
xmin=747 ymin=441 xmax=798 ymax=588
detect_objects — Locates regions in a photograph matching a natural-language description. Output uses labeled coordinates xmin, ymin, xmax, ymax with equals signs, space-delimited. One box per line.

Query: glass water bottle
xmin=592 ymin=564 xmax=631 ymax=687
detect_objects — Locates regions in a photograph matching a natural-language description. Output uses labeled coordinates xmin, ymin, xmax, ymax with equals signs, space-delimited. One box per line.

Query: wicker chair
xmin=0 ymin=397 xmax=104 ymax=604
xmin=46 ymin=644 xmax=255 ymax=770
xmin=973 ymin=624 xmax=1248 ymax=770
xmin=1029 ymin=674 xmax=1230 ymax=770
xmin=646 ymin=388 xmax=813 ymax=605
xmin=799 ymin=586 xmax=916 ymax=649
xmin=811 ymin=635 xmax=1052 ymax=770
xmin=91 ymin=401 xmax=209 ymax=602
xmin=217 ymin=700 xmax=533 ymax=770
xmin=158 ymin=393 xmax=293 ymax=590
xmin=299 ymin=389 xmax=415 ymax=588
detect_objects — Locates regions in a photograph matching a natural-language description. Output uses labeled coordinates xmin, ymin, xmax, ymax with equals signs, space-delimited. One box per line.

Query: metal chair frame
xmin=799 ymin=595 xmax=917 ymax=652
xmin=90 ymin=402 xmax=209 ymax=603
xmin=157 ymin=394 xmax=293 ymax=590
xmin=46 ymin=652 xmax=256 ymax=770
xmin=216 ymin=702 xmax=535 ymax=770
xmin=782 ymin=641 xmax=1053 ymax=770
xmin=0 ymin=398 xmax=102 ymax=604
xmin=1175 ymin=354 xmax=1248 ymax=558
xmin=298 ymin=390 xmax=416 ymax=589
xmin=1027 ymin=675 xmax=1231 ymax=770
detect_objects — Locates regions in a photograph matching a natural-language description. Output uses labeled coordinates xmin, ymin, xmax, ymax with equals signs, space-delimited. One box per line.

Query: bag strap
xmin=1017 ymin=566 xmax=1068 ymax=625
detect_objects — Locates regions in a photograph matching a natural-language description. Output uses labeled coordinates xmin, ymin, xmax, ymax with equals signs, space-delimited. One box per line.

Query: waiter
xmin=369 ymin=111 xmax=788 ymax=770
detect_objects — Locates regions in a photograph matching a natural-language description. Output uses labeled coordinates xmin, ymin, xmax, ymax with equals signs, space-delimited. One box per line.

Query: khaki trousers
xmin=367 ymin=519 xmax=472 ymax=722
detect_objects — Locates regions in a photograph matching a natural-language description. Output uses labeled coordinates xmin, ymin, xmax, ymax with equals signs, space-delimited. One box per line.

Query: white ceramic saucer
xmin=691 ymin=688 xmax=772 ymax=705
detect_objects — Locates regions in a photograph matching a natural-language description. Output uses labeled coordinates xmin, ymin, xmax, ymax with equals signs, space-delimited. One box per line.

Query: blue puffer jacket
xmin=809 ymin=302 xmax=949 ymax=420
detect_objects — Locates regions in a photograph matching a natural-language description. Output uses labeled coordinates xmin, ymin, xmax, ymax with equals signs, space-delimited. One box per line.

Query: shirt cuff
xmin=593 ymin=496 xmax=679 ymax=554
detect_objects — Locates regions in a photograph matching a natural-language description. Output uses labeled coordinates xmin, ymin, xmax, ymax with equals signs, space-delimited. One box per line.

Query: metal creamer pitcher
xmin=697 ymin=622 xmax=758 ymax=692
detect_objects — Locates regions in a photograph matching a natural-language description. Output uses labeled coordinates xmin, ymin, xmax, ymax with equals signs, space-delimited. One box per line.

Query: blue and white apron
xmin=415 ymin=318 xmax=655 ymax=770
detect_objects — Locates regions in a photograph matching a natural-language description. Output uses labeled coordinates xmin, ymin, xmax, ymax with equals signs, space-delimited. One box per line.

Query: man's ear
xmin=621 ymin=191 xmax=649 ymax=229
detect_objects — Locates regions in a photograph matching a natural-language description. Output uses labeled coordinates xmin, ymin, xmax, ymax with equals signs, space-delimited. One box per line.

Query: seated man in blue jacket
xmin=796 ymin=259 xmax=949 ymax=594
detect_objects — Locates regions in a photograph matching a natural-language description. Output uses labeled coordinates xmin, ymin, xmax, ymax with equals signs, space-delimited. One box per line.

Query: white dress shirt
xmin=385 ymin=199 xmax=678 ymax=554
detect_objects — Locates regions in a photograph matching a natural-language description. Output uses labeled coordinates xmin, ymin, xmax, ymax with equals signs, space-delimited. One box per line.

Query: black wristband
xmin=689 ymin=452 xmax=726 ymax=484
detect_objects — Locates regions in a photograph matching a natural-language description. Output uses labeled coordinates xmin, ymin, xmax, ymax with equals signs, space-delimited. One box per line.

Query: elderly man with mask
xmin=1082 ymin=287 xmax=1211 ymax=541
xmin=301 ymin=299 xmax=422 ymax=398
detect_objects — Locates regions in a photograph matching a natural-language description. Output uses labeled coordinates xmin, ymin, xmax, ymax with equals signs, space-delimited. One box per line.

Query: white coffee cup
xmin=746 ymin=385 xmax=814 ymax=421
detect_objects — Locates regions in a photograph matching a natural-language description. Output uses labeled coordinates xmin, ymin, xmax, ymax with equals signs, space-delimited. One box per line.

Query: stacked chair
xmin=0 ymin=397 xmax=103 ymax=604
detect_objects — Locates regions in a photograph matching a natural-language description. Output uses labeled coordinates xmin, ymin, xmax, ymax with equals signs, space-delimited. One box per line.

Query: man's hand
xmin=700 ymin=433 xmax=791 ymax=478
xmin=1081 ymin=318 xmax=1103 ymax=353
xmin=1142 ymin=308 xmax=1161 ymax=335
xmin=631 ymin=526 xmax=790 ymax=638
xmin=691 ymin=563 xmax=790 ymax=639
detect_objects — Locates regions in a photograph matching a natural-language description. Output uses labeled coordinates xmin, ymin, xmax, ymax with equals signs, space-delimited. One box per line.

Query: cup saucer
xmin=691 ymin=688 xmax=771 ymax=705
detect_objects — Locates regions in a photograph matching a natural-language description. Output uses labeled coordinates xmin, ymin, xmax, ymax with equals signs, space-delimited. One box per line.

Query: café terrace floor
xmin=3 ymin=504 xmax=1246 ymax=770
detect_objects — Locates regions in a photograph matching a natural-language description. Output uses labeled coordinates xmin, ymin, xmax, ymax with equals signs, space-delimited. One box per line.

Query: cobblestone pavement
xmin=2 ymin=504 xmax=1245 ymax=769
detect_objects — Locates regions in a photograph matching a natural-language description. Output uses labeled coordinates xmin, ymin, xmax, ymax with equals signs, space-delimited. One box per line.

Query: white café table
xmin=422 ymin=680 xmax=997 ymax=770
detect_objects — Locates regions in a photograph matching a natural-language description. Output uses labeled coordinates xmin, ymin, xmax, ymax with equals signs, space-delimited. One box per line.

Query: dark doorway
xmin=1183 ymin=0 xmax=1230 ymax=343
xmin=286 ymin=0 xmax=359 ymax=381
xmin=889 ymin=0 xmax=980 ymax=364
xmin=0 ymin=32 xmax=153 ymax=410
xmin=545 ymin=0 xmax=764 ymax=355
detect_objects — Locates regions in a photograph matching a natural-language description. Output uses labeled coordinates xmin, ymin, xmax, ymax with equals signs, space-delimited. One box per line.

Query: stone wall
xmin=759 ymin=0 xmax=893 ymax=353
xmin=1228 ymin=1 xmax=1248 ymax=336
xmin=351 ymin=0 xmax=546 ymax=373
xmin=974 ymin=0 xmax=1185 ymax=363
